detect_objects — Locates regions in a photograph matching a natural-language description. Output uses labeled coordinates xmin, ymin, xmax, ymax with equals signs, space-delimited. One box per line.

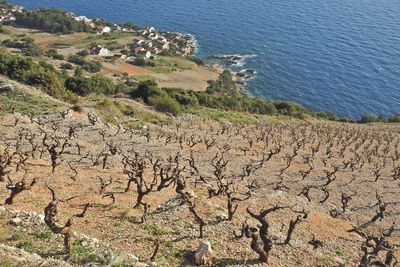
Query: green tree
xmin=131 ymin=80 xmax=162 ymax=103
xmin=149 ymin=94 xmax=181 ymax=116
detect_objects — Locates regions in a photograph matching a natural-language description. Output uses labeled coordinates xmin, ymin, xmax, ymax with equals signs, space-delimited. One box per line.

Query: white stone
xmin=334 ymin=257 xmax=345 ymax=266
xmin=0 ymin=206 xmax=6 ymax=213
xmin=31 ymin=253 xmax=42 ymax=260
xmin=37 ymin=214 xmax=45 ymax=224
xmin=127 ymin=254 xmax=139 ymax=263
xmin=195 ymin=241 xmax=212 ymax=266
xmin=10 ymin=217 xmax=22 ymax=226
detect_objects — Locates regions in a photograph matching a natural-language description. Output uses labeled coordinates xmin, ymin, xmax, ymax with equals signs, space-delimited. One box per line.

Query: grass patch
xmin=0 ymin=222 xmax=9 ymax=243
xmin=156 ymin=240 xmax=185 ymax=266
xmin=70 ymin=239 xmax=95 ymax=262
xmin=83 ymin=32 xmax=133 ymax=48
xmin=9 ymin=231 xmax=26 ymax=242
xmin=17 ymin=239 xmax=33 ymax=252
xmin=0 ymin=88 xmax=64 ymax=117
xmin=119 ymin=208 xmax=130 ymax=221
xmin=143 ymin=223 xmax=168 ymax=236
xmin=154 ymin=56 xmax=196 ymax=71
xmin=0 ymin=260 xmax=16 ymax=267
xmin=33 ymin=229 xmax=52 ymax=240
xmin=317 ymin=256 xmax=335 ymax=266
xmin=91 ymin=96 xmax=166 ymax=127
xmin=133 ymin=75 xmax=156 ymax=82
xmin=188 ymin=107 xmax=259 ymax=124
xmin=148 ymin=66 xmax=172 ymax=74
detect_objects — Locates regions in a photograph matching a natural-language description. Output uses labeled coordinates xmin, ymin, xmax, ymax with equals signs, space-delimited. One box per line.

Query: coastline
xmin=3 ymin=2 xmax=249 ymax=93
xmin=3 ymin=2 xmax=400 ymax=121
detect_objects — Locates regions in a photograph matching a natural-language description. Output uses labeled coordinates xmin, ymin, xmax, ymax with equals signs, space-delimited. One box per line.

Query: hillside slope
xmin=0 ymin=83 xmax=399 ymax=266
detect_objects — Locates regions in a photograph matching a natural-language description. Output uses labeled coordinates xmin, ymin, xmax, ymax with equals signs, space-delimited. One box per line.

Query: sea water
xmin=12 ymin=0 xmax=400 ymax=118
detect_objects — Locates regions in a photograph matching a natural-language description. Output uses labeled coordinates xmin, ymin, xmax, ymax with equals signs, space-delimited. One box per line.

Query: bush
xmin=65 ymin=75 xmax=115 ymax=96
xmin=358 ymin=114 xmax=385 ymax=123
xmin=68 ymin=55 xmax=85 ymax=65
xmin=61 ymin=63 xmax=74 ymax=70
xmin=72 ymin=103 xmax=84 ymax=113
xmin=0 ymin=50 xmax=71 ymax=100
xmin=388 ymin=114 xmax=400 ymax=123
xmin=77 ymin=49 xmax=89 ymax=57
xmin=149 ymin=94 xmax=181 ymax=116
xmin=131 ymin=80 xmax=162 ymax=103
xmin=46 ymin=49 xmax=65 ymax=60
xmin=2 ymin=38 xmax=43 ymax=56
xmin=104 ymin=41 xmax=123 ymax=51
xmin=134 ymin=57 xmax=145 ymax=66
xmin=68 ymin=55 xmax=102 ymax=73
xmin=15 ymin=8 xmax=93 ymax=34
xmin=52 ymin=53 xmax=65 ymax=60
xmin=189 ymin=57 xmax=204 ymax=66
xmin=82 ymin=60 xmax=102 ymax=73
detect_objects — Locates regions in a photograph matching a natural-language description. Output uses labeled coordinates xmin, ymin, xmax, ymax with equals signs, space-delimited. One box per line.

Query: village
xmin=0 ymin=2 xmax=219 ymax=91
xmin=64 ymin=12 xmax=197 ymax=60
xmin=89 ymin=26 xmax=196 ymax=61
xmin=0 ymin=3 xmax=196 ymax=62
xmin=0 ymin=2 xmax=22 ymax=24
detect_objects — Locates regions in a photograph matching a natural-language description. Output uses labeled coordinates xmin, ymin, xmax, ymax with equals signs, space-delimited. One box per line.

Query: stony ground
xmin=0 ymin=106 xmax=399 ymax=266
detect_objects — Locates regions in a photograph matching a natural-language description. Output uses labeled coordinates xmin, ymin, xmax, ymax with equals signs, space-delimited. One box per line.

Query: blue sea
xmin=12 ymin=0 xmax=400 ymax=119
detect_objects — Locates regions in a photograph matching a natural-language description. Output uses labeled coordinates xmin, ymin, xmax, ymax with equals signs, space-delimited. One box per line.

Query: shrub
xmin=82 ymin=60 xmax=102 ymax=73
xmin=72 ymin=103 xmax=84 ymax=113
xmin=1 ymin=37 xmax=43 ymax=56
xmin=388 ymin=114 xmax=400 ymax=123
xmin=15 ymin=8 xmax=93 ymax=34
xmin=65 ymin=75 xmax=115 ymax=96
xmin=61 ymin=63 xmax=74 ymax=70
xmin=359 ymin=114 xmax=382 ymax=123
xmin=104 ymin=41 xmax=123 ymax=51
xmin=68 ymin=55 xmax=85 ymax=65
xmin=149 ymin=94 xmax=181 ymax=116
xmin=131 ymin=80 xmax=162 ymax=103
xmin=133 ymin=57 xmax=155 ymax=67
xmin=77 ymin=49 xmax=89 ymax=57
xmin=52 ymin=53 xmax=65 ymax=60
xmin=189 ymin=56 xmax=204 ymax=66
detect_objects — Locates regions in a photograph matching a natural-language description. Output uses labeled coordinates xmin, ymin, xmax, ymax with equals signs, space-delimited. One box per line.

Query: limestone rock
xmin=9 ymin=217 xmax=22 ymax=226
xmin=195 ymin=241 xmax=212 ymax=266
xmin=37 ymin=214 xmax=45 ymax=224
xmin=127 ymin=254 xmax=139 ymax=263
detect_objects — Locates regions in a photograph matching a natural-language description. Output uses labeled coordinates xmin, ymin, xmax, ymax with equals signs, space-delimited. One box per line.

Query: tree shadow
xmin=178 ymin=250 xmax=262 ymax=266
xmin=38 ymin=250 xmax=68 ymax=259
xmin=180 ymin=250 xmax=195 ymax=266
xmin=153 ymin=197 xmax=181 ymax=214
xmin=216 ymin=258 xmax=262 ymax=266
xmin=170 ymin=235 xmax=191 ymax=243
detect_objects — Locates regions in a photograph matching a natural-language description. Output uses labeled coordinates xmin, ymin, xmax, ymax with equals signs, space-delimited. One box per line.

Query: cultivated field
xmin=0 ymin=101 xmax=399 ymax=266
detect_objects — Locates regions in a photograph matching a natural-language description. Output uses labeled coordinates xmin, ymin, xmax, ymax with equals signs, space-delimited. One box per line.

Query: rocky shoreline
xmin=207 ymin=54 xmax=257 ymax=92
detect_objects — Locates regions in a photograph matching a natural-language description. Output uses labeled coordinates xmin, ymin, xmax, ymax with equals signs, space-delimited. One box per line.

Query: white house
xmin=74 ymin=15 xmax=88 ymax=21
xmin=137 ymin=50 xmax=152 ymax=59
xmin=97 ymin=25 xmax=111 ymax=34
xmin=90 ymin=45 xmax=111 ymax=57
xmin=156 ymin=40 xmax=169 ymax=50
xmin=135 ymin=47 xmax=152 ymax=59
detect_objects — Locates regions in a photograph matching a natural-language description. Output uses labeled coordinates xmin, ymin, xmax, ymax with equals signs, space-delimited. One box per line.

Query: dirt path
xmin=102 ymin=61 xmax=152 ymax=75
